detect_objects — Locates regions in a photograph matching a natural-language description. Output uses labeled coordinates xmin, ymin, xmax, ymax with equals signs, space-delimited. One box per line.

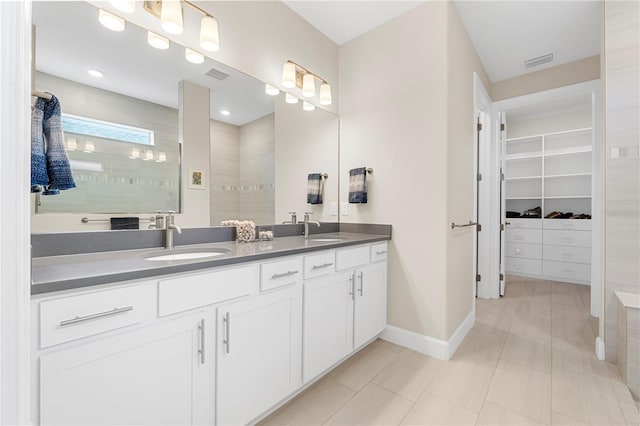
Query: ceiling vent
xmin=524 ymin=53 xmax=554 ymax=68
xmin=205 ymin=67 xmax=230 ymax=80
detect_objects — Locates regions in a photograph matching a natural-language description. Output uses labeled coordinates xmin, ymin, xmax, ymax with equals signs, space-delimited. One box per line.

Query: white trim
xmin=595 ymin=336 xmax=605 ymax=360
xmin=0 ymin=1 xmax=32 ymax=424
xmin=380 ymin=310 xmax=475 ymax=361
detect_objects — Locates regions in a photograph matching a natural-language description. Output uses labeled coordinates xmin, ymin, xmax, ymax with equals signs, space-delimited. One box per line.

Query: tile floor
xmin=260 ymin=276 xmax=640 ymax=425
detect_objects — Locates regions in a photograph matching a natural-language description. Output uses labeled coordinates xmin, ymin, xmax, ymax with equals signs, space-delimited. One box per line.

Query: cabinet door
xmin=354 ymin=262 xmax=387 ymax=348
xmin=40 ymin=312 xmax=215 ymax=426
xmin=216 ymin=285 xmax=302 ymax=426
xmin=303 ymin=271 xmax=354 ymax=383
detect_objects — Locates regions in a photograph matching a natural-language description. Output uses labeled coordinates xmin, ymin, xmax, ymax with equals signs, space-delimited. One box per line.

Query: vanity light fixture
xmin=265 ymin=84 xmax=280 ymax=96
xmin=66 ymin=138 xmax=78 ymax=151
xmin=129 ymin=147 xmax=140 ymax=159
xmin=200 ymin=15 xmax=219 ymax=52
xmin=319 ymin=83 xmax=332 ymax=106
xmin=87 ymin=69 xmax=104 ymax=78
xmin=285 ymin=93 xmax=299 ymax=104
xmin=143 ymin=149 xmax=155 ymax=161
xmin=302 ymin=74 xmax=315 ymax=98
xmin=281 ymin=60 xmax=332 ymax=105
xmin=185 ymin=48 xmax=205 ymax=64
xmin=282 ymin=62 xmax=297 ymax=88
xmin=156 ymin=152 xmax=167 ymax=162
xmin=109 ymin=0 xmax=136 ymax=14
xmin=83 ymin=141 xmax=95 ymax=153
xmin=302 ymin=101 xmax=315 ymax=111
xmin=147 ymin=31 xmax=170 ymax=49
xmin=160 ymin=0 xmax=183 ymax=34
xmin=98 ymin=9 xmax=125 ymax=31
xmin=220 ymin=110 xmax=230 ymax=116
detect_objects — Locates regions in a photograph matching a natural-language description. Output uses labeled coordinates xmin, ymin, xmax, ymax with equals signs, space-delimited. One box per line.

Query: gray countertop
xmin=31 ymin=232 xmax=390 ymax=295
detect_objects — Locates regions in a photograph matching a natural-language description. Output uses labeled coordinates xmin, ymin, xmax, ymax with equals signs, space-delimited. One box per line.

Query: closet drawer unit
xmin=303 ymin=251 xmax=335 ymax=280
xmin=543 ymin=245 xmax=591 ymax=264
xmin=505 ymin=257 xmax=542 ymax=276
xmin=336 ymin=246 xmax=369 ymax=271
xmin=543 ymin=260 xmax=590 ymax=282
xmin=261 ymin=256 xmax=303 ymax=291
xmin=158 ymin=265 xmax=259 ymax=317
xmin=505 ymin=242 xmax=542 ymax=260
xmin=543 ymin=219 xmax=592 ymax=231
xmin=543 ymin=230 xmax=591 ymax=248
xmin=370 ymin=242 xmax=388 ymax=263
xmin=39 ymin=284 xmax=155 ymax=349
xmin=506 ymin=228 xmax=542 ymax=244
xmin=506 ymin=218 xmax=542 ymax=229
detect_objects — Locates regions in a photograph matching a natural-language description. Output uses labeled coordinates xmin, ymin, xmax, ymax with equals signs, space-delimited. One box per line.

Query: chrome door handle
xmin=198 ymin=319 xmax=206 ymax=364
xmin=349 ymin=274 xmax=355 ymax=300
xmin=223 ymin=312 xmax=230 ymax=354
xmin=59 ymin=306 xmax=133 ymax=327
xmin=311 ymin=262 xmax=333 ymax=270
xmin=271 ymin=270 xmax=299 ymax=279
xmin=376 ymin=250 xmax=387 ymax=255
xmin=358 ymin=272 xmax=364 ymax=296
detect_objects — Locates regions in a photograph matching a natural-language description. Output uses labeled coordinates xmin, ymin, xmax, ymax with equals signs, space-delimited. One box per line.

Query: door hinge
xmin=500 ymin=123 xmax=505 ymax=131
xmin=477 ymin=223 xmax=482 ymax=232
xmin=477 ymin=122 xmax=483 ymax=131
xmin=500 ymin=223 xmax=505 ymax=231
xmin=477 ymin=173 xmax=483 ymax=181
xmin=501 ymin=172 xmax=505 ymax=181
xmin=500 ymin=273 xmax=505 ymax=281
xmin=476 ymin=274 xmax=482 ymax=282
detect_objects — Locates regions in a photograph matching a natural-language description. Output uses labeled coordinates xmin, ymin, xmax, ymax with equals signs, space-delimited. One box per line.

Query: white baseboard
xmin=596 ymin=336 xmax=606 ymax=360
xmin=380 ymin=309 xmax=475 ymax=361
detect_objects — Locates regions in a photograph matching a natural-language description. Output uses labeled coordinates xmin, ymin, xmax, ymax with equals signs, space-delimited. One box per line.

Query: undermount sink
xmin=144 ymin=248 xmax=230 ymax=261
xmin=310 ymin=238 xmax=344 ymax=242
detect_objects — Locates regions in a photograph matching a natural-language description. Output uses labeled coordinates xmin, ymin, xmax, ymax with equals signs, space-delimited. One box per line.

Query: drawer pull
xmin=563 ymin=269 xmax=574 ymax=274
xmin=376 ymin=250 xmax=388 ymax=255
xmin=562 ymin=237 xmax=574 ymax=243
xmin=271 ymin=270 xmax=299 ymax=279
xmin=562 ymin=253 xmax=574 ymax=259
xmin=311 ymin=262 xmax=334 ymax=270
xmin=514 ymin=249 xmax=522 ymax=254
xmin=563 ymin=224 xmax=574 ymax=229
xmin=59 ymin=306 xmax=134 ymax=327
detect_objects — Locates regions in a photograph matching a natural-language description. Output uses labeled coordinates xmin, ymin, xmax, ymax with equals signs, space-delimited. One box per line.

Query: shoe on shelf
xmin=558 ymin=212 xmax=574 ymax=219
xmin=545 ymin=211 xmax=562 ymax=219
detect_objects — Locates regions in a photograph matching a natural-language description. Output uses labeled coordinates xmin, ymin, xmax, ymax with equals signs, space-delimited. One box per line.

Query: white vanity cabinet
xmin=353 ymin=261 xmax=388 ymax=348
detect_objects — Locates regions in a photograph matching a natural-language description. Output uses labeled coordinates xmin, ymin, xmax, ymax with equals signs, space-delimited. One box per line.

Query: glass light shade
xmin=285 ymin=93 xmax=299 ymax=104
xmin=109 ymin=0 xmax=135 ymax=13
xmin=98 ymin=9 xmax=125 ymax=32
xmin=129 ymin=147 xmax=140 ymax=159
xmin=88 ymin=69 xmax=104 ymax=78
xmin=161 ymin=0 xmax=183 ymax=35
xmin=185 ymin=48 xmax=204 ymax=64
xmin=83 ymin=141 xmax=95 ymax=153
xmin=302 ymin=74 xmax=315 ymax=97
xmin=319 ymin=83 xmax=332 ymax=105
xmin=66 ymin=138 xmax=77 ymax=151
xmin=156 ymin=152 xmax=167 ymax=162
xmin=265 ymin=84 xmax=280 ymax=96
xmin=303 ymin=101 xmax=316 ymax=111
xmin=282 ymin=62 xmax=296 ymax=88
xmin=200 ymin=15 xmax=219 ymax=52
xmin=144 ymin=149 xmax=154 ymax=161
xmin=147 ymin=31 xmax=169 ymax=50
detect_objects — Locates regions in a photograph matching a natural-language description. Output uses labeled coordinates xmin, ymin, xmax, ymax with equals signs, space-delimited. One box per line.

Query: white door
xmin=499 ymin=111 xmax=507 ymax=296
xmin=216 ymin=285 xmax=302 ymax=426
xmin=353 ymin=262 xmax=387 ymax=348
xmin=303 ymin=271 xmax=354 ymax=383
xmin=40 ymin=312 xmax=215 ymax=426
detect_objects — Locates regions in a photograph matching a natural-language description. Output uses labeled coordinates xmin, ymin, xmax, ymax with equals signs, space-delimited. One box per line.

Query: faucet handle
xmin=304 ymin=211 xmax=313 ymax=221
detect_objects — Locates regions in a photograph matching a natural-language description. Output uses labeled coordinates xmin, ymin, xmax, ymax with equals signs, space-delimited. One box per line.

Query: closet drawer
xmin=543 ymin=230 xmax=591 ymax=247
xmin=336 ymin=246 xmax=369 ymax=271
xmin=39 ymin=284 xmax=155 ymax=349
xmin=303 ymin=251 xmax=335 ymax=280
xmin=543 ymin=260 xmax=590 ymax=282
xmin=543 ymin=219 xmax=591 ymax=231
xmin=505 ymin=257 xmax=542 ymax=276
xmin=507 ymin=218 xmax=542 ymax=229
xmin=370 ymin=242 xmax=388 ymax=263
xmin=506 ymin=228 xmax=542 ymax=244
xmin=543 ymin=245 xmax=591 ymax=264
xmin=261 ymin=256 xmax=303 ymax=291
xmin=505 ymin=242 xmax=542 ymax=260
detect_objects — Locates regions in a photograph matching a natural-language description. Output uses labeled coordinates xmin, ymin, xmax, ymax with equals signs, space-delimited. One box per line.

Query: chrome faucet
xmin=282 ymin=211 xmax=297 ymax=224
xmin=148 ymin=210 xmax=165 ymax=229
xmin=303 ymin=212 xmax=320 ymax=239
xmin=165 ymin=210 xmax=182 ymax=249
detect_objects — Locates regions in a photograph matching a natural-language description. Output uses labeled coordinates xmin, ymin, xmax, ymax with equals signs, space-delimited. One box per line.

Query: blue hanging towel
xmin=348 ymin=167 xmax=367 ymax=203
xmin=307 ymin=173 xmax=324 ymax=204
xmin=31 ymin=94 xmax=76 ymax=195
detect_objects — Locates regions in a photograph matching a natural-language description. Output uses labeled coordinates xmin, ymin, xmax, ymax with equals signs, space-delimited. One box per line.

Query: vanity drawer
xmin=261 ymin=256 xmax=303 ymax=291
xmin=507 ymin=218 xmax=542 ymax=229
xmin=336 ymin=246 xmax=370 ymax=271
xmin=304 ymin=251 xmax=335 ymax=280
xmin=158 ymin=265 xmax=259 ymax=316
xmin=543 ymin=260 xmax=590 ymax=282
xmin=543 ymin=230 xmax=591 ymax=247
xmin=370 ymin=242 xmax=388 ymax=263
xmin=543 ymin=219 xmax=591 ymax=231
xmin=39 ymin=284 xmax=155 ymax=349
xmin=505 ymin=228 xmax=542 ymax=244
xmin=505 ymin=257 xmax=542 ymax=276
xmin=543 ymin=245 xmax=591 ymax=264
xmin=505 ymin=242 xmax=542 ymax=260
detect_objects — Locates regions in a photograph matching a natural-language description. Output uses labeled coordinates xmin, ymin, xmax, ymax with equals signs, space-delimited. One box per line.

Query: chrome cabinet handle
xmin=349 ymin=274 xmax=355 ymax=300
xmin=271 ymin=270 xmax=299 ymax=279
xmin=358 ymin=272 xmax=364 ymax=296
xmin=311 ymin=262 xmax=333 ymax=270
xmin=198 ymin=319 xmax=206 ymax=364
xmin=59 ymin=306 xmax=133 ymax=327
xmin=223 ymin=312 xmax=230 ymax=354
xmin=376 ymin=250 xmax=387 ymax=255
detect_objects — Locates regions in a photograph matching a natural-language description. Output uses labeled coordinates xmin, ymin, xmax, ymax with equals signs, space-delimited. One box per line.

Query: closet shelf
xmin=506 ymin=127 xmax=592 ymax=141
xmin=544 ymin=173 xmax=592 ymax=179
xmin=505 ymin=176 xmax=543 ymax=181
xmin=544 ymin=146 xmax=592 ymax=157
xmin=544 ymin=195 xmax=592 ymax=199
xmin=505 ymin=196 xmax=543 ymax=200
xmin=505 ymin=152 xmax=543 ymax=160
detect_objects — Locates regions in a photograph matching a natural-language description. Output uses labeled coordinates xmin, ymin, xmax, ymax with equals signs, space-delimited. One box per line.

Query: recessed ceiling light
xmin=220 ymin=110 xmax=230 ymax=116
xmin=88 ymin=69 xmax=104 ymax=78
xmin=98 ymin=9 xmax=125 ymax=32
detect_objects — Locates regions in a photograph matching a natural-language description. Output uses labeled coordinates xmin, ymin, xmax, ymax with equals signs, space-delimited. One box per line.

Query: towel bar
xmin=451 ymin=221 xmax=480 ymax=230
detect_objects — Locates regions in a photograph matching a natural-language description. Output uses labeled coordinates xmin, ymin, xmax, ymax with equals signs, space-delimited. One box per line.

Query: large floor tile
xmin=510 ymin=311 xmax=551 ymax=342
xmin=551 ymin=317 xmax=595 ymax=353
xmin=258 ymin=378 xmax=354 ymax=426
xmin=399 ymin=391 xmax=477 ymax=425
xmin=476 ymin=299 xmax=520 ymax=332
xmin=372 ymin=348 xmax=443 ymax=401
xmin=551 ymin=302 xmax=589 ymax=321
xmin=324 ymin=383 xmax=412 ymax=426
xmin=551 ymin=411 xmax=589 ymax=425
xmin=476 ymin=401 xmax=546 ymax=425
xmin=518 ymin=300 xmax=552 ymax=319
xmin=500 ymin=333 xmax=551 ymax=372
xmin=552 ymin=343 xmax=621 ymax=381
xmin=486 ymin=360 xmax=551 ymax=424
xmin=451 ymin=321 xmax=508 ymax=367
xmin=425 ymin=359 xmax=495 ymax=413
xmin=552 ymin=292 xmax=584 ymax=308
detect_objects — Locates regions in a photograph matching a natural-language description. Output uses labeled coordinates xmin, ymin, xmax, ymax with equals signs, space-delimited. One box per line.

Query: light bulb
xmin=320 ymin=83 xmax=332 ymax=105
xmin=66 ymin=138 xmax=77 ymax=151
xmin=302 ymin=73 xmax=315 ymax=97
xmin=87 ymin=69 xmax=104 ymax=78
xmin=220 ymin=110 xmax=230 ymax=116
xmin=144 ymin=149 xmax=154 ymax=161
xmin=147 ymin=31 xmax=169 ymax=50
xmin=156 ymin=152 xmax=167 ymax=162
xmin=98 ymin=9 xmax=125 ymax=32
xmin=265 ymin=84 xmax=280 ymax=96
xmin=303 ymin=101 xmax=315 ymax=111
xmin=200 ymin=15 xmax=220 ymax=52
xmin=129 ymin=147 xmax=140 ymax=159
xmin=161 ymin=0 xmax=183 ymax=35
xmin=285 ymin=93 xmax=299 ymax=104
xmin=109 ymin=0 xmax=135 ymax=13
xmin=185 ymin=48 xmax=204 ymax=64
xmin=282 ymin=62 xmax=296 ymax=88
xmin=83 ymin=141 xmax=95 ymax=153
